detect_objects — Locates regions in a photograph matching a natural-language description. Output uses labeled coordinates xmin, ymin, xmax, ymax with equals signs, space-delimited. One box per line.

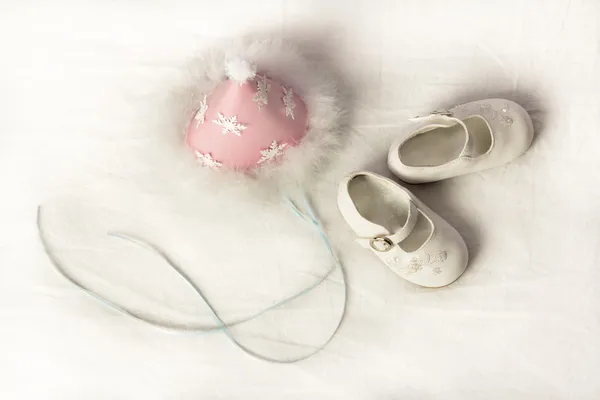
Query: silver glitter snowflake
xmin=195 ymin=151 xmax=222 ymax=169
xmin=193 ymin=95 xmax=208 ymax=127
xmin=257 ymin=140 xmax=287 ymax=164
xmin=253 ymin=75 xmax=270 ymax=110
xmin=212 ymin=112 xmax=247 ymax=136
xmin=282 ymin=86 xmax=296 ymax=119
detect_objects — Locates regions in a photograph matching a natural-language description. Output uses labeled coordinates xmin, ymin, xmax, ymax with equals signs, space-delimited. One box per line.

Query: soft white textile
xmin=1 ymin=1 xmax=599 ymax=398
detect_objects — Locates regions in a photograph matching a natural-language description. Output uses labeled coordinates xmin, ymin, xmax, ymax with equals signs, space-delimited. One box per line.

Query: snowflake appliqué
xmin=193 ymin=95 xmax=208 ymax=127
xmin=499 ymin=103 xmax=514 ymax=126
xmin=479 ymin=103 xmax=497 ymax=120
xmin=432 ymin=250 xmax=448 ymax=263
xmin=195 ymin=151 xmax=222 ymax=169
xmin=500 ymin=115 xmax=514 ymax=127
xmin=407 ymin=257 xmax=424 ymax=274
xmin=387 ymin=256 xmax=401 ymax=266
xmin=212 ymin=113 xmax=247 ymax=136
xmin=282 ymin=86 xmax=296 ymax=120
xmin=257 ymin=140 xmax=287 ymax=164
xmin=253 ymin=75 xmax=271 ymax=110
xmin=456 ymin=104 xmax=470 ymax=114
xmin=405 ymin=250 xmax=448 ymax=276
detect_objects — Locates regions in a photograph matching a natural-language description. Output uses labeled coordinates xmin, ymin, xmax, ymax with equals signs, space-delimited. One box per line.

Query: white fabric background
xmin=1 ymin=0 xmax=599 ymax=399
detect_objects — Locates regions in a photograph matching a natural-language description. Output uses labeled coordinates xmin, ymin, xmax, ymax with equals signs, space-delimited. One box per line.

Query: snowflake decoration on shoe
xmin=193 ymin=95 xmax=208 ymax=127
xmin=500 ymin=115 xmax=514 ymax=127
xmin=282 ymin=86 xmax=296 ymax=119
xmin=212 ymin=113 xmax=247 ymax=136
xmin=406 ymin=257 xmax=424 ymax=274
xmin=432 ymin=250 xmax=447 ymax=263
xmin=253 ymin=75 xmax=271 ymax=110
xmin=456 ymin=104 xmax=470 ymax=114
xmin=195 ymin=151 xmax=222 ymax=169
xmin=257 ymin=140 xmax=287 ymax=164
xmin=499 ymin=103 xmax=513 ymax=126
xmin=479 ymin=103 xmax=497 ymax=120
xmin=404 ymin=250 xmax=447 ymax=275
xmin=387 ymin=256 xmax=401 ymax=266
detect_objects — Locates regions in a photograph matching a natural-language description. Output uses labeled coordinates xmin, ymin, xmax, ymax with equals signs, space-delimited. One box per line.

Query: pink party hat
xmin=186 ymin=59 xmax=309 ymax=170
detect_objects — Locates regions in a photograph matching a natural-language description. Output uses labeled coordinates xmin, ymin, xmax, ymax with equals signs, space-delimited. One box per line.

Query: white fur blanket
xmin=1 ymin=1 xmax=599 ymax=398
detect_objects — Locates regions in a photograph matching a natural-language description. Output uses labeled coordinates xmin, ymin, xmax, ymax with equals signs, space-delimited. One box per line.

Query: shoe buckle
xmin=370 ymin=236 xmax=394 ymax=252
xmin=410 ymin=109 xmax=453 ymax=121
xmin=431 ymin=109 xmax=453 ymax=117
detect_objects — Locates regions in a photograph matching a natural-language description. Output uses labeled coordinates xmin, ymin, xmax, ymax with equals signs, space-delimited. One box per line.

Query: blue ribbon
xmin=37 ymin=194 xmax=346 ymax=363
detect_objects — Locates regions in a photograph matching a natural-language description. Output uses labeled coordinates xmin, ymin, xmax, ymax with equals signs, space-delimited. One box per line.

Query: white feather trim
xmin=164 ymin=35 xmax=350 ymax=197
xmin=224 ymin=58 xmax=257 ymax=83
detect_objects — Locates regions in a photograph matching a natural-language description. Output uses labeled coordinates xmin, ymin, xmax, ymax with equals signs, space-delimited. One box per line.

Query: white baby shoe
xmin=388 ymin=99 xmax=534 ymax=183
xmin=338 ymin=172 xmax=468 ymax=288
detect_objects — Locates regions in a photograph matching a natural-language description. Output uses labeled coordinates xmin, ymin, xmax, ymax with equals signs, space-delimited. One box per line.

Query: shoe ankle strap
xmin=408 ymin=109 xmax=454 ymax=122
xmin=407 ymin=111 xmax=474 ymax=158
xmin=355 ymin=200 xmax=419 ymax=252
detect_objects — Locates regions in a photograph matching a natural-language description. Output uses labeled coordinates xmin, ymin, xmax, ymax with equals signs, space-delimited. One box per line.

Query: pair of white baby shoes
xmin=338 ymin=99 xmax=534 ymax=287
